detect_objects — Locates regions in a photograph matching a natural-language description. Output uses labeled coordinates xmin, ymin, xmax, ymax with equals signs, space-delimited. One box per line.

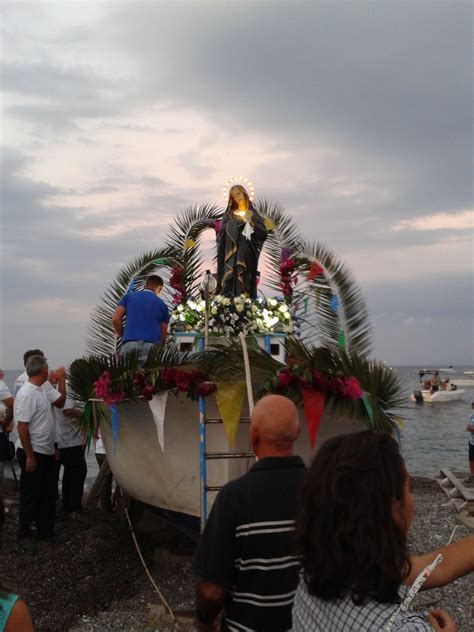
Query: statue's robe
xmin=216 ymin=207 xmax=267 ymax=298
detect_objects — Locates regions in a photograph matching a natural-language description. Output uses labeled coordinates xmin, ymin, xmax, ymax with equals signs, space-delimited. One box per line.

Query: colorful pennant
xmin=214 ymin=382 xmax=246 ymax=445
xmin=300 ymin=387 xmax=325 ymax=448
xmin=151 ymin=258 xmax=168 ymax=265
xmin=148 ymin=391 xmax=169 ymax=451
xmin=337 ymin=330 xmax=346 ymax=348
xmin=183 ymin=238 xmax=196 ymax=251
xmin=362 ymin=392 xmax=374 ymax=422
xmin=330 ymin=294 xmax=339 ymax=313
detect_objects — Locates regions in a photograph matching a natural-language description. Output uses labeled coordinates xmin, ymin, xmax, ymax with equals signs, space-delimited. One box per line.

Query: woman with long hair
xmin=0 ymin=498 xmax=33 ymax=631
xmin=216 ymin=184 xmax=267 ymax=298
xmin=292 ymin=431 xmax=472 ymax=631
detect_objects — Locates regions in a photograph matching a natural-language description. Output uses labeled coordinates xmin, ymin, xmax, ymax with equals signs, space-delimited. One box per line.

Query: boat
xmin=411 ymin=370 xmax=465 ymax=403
xmin=71 ymin=186 xmax=405 ymax=532
xmin=464 ymin=371 xmax=474 ymax=375
xmin=439 ymin=366 xmax=456 ymax=373
xmin=451 ymin=379 xmax=474 ymax=387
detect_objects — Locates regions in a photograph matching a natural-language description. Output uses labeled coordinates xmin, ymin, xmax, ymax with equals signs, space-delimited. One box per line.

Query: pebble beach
xmin=2 ymin=477 xmax=472 ymax=632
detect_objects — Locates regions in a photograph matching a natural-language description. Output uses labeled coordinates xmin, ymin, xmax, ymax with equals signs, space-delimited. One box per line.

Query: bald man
xmin=192 ymin=395 xmax=306 ymax=632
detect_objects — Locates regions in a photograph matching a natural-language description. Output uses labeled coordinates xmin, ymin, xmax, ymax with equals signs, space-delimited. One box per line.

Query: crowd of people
xmin=1 ymin=280 xmax=473 ymax=630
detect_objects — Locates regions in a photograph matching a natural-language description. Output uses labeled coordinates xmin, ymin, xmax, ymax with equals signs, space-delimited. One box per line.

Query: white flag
xmin=148 ymin=391 xmax=169 ymax=451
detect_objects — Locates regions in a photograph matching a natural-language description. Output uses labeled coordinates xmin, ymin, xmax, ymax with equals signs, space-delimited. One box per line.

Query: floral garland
xmin=260 ymin=363 xmax=363 ymax=402
xmin=94 ymin=368 xmax=216 ymax=406
xmin=280 ymin=248 xmax=299 ymax=302
xmin=169 ymin=265 xmax=186 ymax=306
xmin=170 ymin=295 xmax=293 ymax=336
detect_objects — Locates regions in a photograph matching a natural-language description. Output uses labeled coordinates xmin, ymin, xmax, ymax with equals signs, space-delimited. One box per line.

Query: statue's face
xmin=230 ymin=186 xmax=247 ymax=204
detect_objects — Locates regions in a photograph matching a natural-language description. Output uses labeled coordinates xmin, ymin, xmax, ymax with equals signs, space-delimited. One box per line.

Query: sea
xmin=2 ymin=366 xmax=474 ymax=478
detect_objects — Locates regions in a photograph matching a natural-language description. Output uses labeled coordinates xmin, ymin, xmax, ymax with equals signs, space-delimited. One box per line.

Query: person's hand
xmin=426 ymin=609 xmax=457 ymax=631
xmin=25 ymin=455 xmax=37 ymax=472
xmin=5 ymin=422 xmax=13 ymax=433
xmin=54 ymin=366 xmax=66 ymax=380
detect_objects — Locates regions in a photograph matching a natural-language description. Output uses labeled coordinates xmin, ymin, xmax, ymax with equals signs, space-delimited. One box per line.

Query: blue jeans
xmin=121 ymin=340 xmax=154 ymax=367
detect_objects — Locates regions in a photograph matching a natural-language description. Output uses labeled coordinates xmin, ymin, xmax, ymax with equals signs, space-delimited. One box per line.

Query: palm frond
xmin=296 ymin=240 xmax=373 ymax=356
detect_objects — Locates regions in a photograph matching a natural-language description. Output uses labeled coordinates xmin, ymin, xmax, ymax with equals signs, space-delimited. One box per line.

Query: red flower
xmin=341 ymin=376 xmax=363 ymax=400
xmin=311 ymin=369 xmax=329 ymax=392
xmin=328 ymin=377 xmax=346 ymax=397
xmin=277 ymin=369 xmax=300 ymax=389
xmin=198 ymin=382 xmax=216 ymax=397
xmin=141 ymin=385 xmax=154 ymax=401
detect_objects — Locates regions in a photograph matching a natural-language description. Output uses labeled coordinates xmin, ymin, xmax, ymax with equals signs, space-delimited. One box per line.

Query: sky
xmin=1 ymin=1 xmax=473 ymax=369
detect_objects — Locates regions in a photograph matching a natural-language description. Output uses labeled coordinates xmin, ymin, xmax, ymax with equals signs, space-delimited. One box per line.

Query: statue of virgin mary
xmin=216 ymin=184 xmax=267 ymax=298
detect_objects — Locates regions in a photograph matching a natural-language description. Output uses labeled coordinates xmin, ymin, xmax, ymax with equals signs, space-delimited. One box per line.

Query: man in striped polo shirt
xmin=192 ymin=395 xmax=306 ymax=632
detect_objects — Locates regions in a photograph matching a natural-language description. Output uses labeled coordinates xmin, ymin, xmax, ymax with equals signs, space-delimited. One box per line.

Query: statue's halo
xmin=222 ymin=176 xmax=255 ymax=202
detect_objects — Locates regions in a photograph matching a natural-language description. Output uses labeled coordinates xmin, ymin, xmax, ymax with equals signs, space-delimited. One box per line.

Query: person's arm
xmin=466 ymin=424 xmax=474 ymax=433
xmin=1 ymin=396 xmax=14 ymax=431
xmin=112 ymin=305 xmax=126 ymax=337
xmin=407 ymin=535 xmax=474 ymax=590
xmin=160 ymin=322 xmax=168 ymax=345
xmin=194 ymin=581 xmax=226 ymax=632
xmin=4 ymin=598 xmax=34 ymax=632
xmin=51 ymin=368 xmax=66 ymax=409
xmin=17 ymin=422 xmax=37 ymax=472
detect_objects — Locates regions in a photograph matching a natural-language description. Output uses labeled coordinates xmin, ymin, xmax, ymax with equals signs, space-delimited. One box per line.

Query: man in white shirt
xmin=54 ymin=386 xmax=87 ymax=515
xmin=14 ymin=355 xmax=66 ymax=551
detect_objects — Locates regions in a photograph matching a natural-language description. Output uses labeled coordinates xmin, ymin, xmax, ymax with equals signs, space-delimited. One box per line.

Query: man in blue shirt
xmin=112 ymin=275 xmax=170 ymax=366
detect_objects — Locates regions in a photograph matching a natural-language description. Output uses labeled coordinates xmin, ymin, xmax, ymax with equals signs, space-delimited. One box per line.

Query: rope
xmin=119 ymin=488 xmax=180 ymax=631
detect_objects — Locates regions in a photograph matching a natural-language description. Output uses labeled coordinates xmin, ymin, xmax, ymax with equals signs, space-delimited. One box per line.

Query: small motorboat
xmin=464 ymin=371 xmax=474 ymax=375
xmin=411 ymin=370 xmax=465 ymax=403
xmin=439 ymin=366 xmax=456 ymax=373
xmin=451 ymin=379 xmax=474 ymax=387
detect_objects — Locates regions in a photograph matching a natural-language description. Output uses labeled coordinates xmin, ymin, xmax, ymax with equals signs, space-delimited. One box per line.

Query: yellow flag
xmin=214 ymin=382 xmax=247 ymax=445
xmin=183 ymin=238 xmax=196 ymax=251
xmin=394 ymin=415 xmax=405 ymax=429
xmin=264 ymin=217 xmax=275 ymax=231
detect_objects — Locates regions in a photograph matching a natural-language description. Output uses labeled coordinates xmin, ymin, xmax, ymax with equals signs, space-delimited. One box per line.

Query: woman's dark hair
xmin=295 ymin=430 xmax=411 ymax=606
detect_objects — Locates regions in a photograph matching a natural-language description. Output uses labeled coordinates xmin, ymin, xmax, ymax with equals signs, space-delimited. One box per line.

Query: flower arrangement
xmin=280 ymin=248 xmax=299 ymax=302
xmin=260 ymin=363 xmax=363 ymax=402
xmin=94 ymin=368 xmax=216 ymax=406
xmin=169 ymin=265 xmax=186 ymax=305
xmin=170 ymin=295 xmax=294 ymax=336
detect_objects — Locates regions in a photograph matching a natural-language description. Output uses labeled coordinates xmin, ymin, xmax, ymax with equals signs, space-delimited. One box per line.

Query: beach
xmin=2 ymin=477 xmax=472 ymax=632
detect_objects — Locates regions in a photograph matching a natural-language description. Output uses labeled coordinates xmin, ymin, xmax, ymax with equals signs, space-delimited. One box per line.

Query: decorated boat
xmin=70 ymin=181 xmax=404 ymax=532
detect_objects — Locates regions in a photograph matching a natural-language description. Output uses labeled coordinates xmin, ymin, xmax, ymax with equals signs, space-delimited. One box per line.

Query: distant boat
xmin=451 ymin=379 xmax=474 ymax=387
xmin=411 ymin=370 xmax=464 ymax=403
xmin=464 ymin=371 xmax=474 ymax=375
xmin=439 ymin=366 xmax=455 ymax=373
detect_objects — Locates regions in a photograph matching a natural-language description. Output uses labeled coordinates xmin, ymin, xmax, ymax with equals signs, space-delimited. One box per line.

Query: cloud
xmin=392 ymin=210 xmax=473 ymax=231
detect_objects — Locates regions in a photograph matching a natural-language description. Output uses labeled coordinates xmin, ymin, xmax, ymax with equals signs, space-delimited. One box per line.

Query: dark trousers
xmin=17 ymin=448 xmax=57 ymax=539
xmin=60 ymin=445 xmax=87 ymax=512
xmin=95 ymin=453 xmax=113 ymax=511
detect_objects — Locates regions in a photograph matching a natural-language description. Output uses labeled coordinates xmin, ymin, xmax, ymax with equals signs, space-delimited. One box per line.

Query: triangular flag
xmin=307 ymin=261 xmax=323 ymax=280
xmin=214 ymin=382 xmax=246 ymax=445
xmin=151 ymin=258 xmax=168 ymax=265
xmin=337 ymin=330 xmax=346 ymax=348
xmin=183 ymin=238 xmax=196 ymax=251
xmin=126 ymin=277 xmax=136 ymax=293
xmin=362 ymin=392 xmax=374 ymax=422
xmin=300 ymin=387 xmax=325 ymax=448
xmin=330 ymin=294 xmax=339 ymax=313
xmin=148 ymin=391 xmax=169 ymax=451
xmin=264 ymin=217 xmax=275 ymax=231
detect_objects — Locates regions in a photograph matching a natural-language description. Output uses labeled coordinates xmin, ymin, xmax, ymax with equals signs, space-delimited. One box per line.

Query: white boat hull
xmin=100 ymin=394 xmax=364 ymax=520
xmin=410 ymin=389 xmax=465 ymax=403
xmin=451 ymin=380 xmax=474 ymax=387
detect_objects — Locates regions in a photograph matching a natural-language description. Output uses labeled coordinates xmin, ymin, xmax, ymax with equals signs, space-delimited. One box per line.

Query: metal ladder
xmin=198 ymin=394 xmax=255 ymax=531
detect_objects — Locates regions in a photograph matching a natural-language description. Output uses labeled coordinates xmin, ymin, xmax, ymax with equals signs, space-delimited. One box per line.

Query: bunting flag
xmin=307 ymin=261 xmax=323 ymax=280
xmin=362 ymin=392 xmax=374 ymax=422
xmin=151 ymin=257 xmax=169 ymax=265
xmin=330 ymin=294 xmax=339 ymax=313
xmin=183 ymin=238 xmax=196 ymax=251
xmin=303 ymin=296 xmax=309 ymax=316
xmin=264 ymin=217 xmax=275 ymax=231
xmin=109 ymin=404 xmax=119 ymax=454
xmin=214 ymin=381 xmax=246 ymax=445
xmin=337 ymin=330 xmax=346 ymax=348
xmin=148 ymin=391 xmax=169 ymax=451
xmin=300 ymin=387 xmax=325 ymax=448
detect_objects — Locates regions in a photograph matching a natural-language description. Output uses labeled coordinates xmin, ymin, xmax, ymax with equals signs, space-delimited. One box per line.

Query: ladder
xmin=198 ymin=395 xmax=255 ymax=531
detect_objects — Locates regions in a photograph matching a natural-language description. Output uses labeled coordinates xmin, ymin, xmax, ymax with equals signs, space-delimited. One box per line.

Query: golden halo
xmin=222 ymin=176 xmax=255 ymax=202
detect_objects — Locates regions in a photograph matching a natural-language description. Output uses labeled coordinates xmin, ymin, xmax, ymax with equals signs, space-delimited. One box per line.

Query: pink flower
xmin=341 ymin=376 xmax=363 ymax=400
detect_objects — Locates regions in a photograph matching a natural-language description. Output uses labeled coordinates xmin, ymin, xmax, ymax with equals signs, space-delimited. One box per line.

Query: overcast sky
xmin=1 ymin=1 xmax=472 ymax=369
